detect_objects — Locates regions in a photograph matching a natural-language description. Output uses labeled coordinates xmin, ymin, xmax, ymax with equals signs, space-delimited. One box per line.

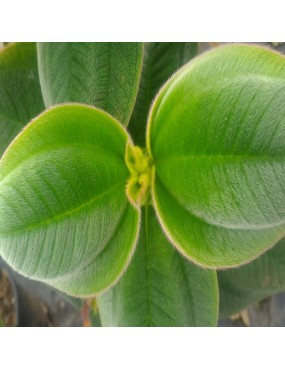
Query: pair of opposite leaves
xmin=0 ymin=44 xmax=285 ymax=300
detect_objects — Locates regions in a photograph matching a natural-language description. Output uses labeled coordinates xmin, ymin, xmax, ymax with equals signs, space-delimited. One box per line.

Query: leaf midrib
xmin=0 ymin=180 xmax=126 ymax=236
xmin=46 ymin=201 xmax=129 ymax=283
xmin=154 ymin=176 xmax=285 ymax=232
xmin=144 ymin=205 xmax=154 ymax=327
xmin=155 ymin=153 xmax=285 ymax=163
xmin=0 ymin=141 xmax=125 ymax=182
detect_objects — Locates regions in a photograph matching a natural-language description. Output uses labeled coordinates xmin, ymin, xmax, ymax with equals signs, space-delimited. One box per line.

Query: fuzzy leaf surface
xmin=219 ymin=237 xmax=285 ymax=318
xmin=0 ymin=104 xmax=140 ymax=297
xmin=98 ymin=206 xmax=218 ymax=326
xmin=0 ymin=43 xmax=45 ymax=155
xmin=37 ymin=43 xmax=143 ymax=125
xmin=148 ymin=44 xmax=285 ymax=268
xmin=128 ymin=42 xmax=198 ymax=145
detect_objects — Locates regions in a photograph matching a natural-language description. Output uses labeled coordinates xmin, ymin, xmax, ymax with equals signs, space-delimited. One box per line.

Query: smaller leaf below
xmin=219 ymin=237 xmax=285 ymax=318
xmin=97 ymin=206 xmax=218 ymax=327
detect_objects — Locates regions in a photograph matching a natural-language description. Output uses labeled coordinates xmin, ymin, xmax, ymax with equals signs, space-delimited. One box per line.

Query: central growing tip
xmin=125 ymin=143 xmax=153 ymax=207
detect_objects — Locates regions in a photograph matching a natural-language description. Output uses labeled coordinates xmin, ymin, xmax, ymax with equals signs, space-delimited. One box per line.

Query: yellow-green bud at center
xmin=125 ymin=144 xmax=153 ymax=207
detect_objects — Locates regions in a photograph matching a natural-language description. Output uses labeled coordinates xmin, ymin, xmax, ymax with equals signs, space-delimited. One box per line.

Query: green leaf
xmin=97 ymin=206 xmax=218 ymax=326
xmin=147 ymin=44 xmax=285 ymax=268
xmin=128 ymin=42 xmax=198 ymax=145
xmin=0 ymin=104 xmax=140 ymax=297
xmin=37 ymin=43 xmax=143 ymax=125
xmin=219 ymin=237 xmax=285 ymax=318
xmin=0 ymin=43 xmax=45 ymax=155
xmin=89 ymin=300 xmax=101 ymax=327
xmin=90 ymin=311 xmax=101 ymax=327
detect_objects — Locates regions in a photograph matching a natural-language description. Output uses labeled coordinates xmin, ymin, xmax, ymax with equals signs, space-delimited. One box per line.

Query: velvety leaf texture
xmin=0 ymin=104 xmax=140 ymax=297
xmin=128 ymin=42 xmax=198 ymax=146
xmin=98 ymin=206 xmax=218 ymax=326
xmin=37 ymin=43 xmax=143 ymax=125
xmin=147 ymin=44 xmax=285 ymax=268
xmin=219 ymin=237 xmax=285 ymax=318
xmin=0 ymin=43 xmax=45 ymax=155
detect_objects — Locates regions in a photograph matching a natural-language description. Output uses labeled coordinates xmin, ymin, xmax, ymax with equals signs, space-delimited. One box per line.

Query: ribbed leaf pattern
xmin=0 ymin=104 xmax=140 ymax=297
xmin=128 ymin=42 xmax=197 ymax=145
xmin=37 ymin=43 xmax=143 ymax=125
xmin=98 ymin=206 xmax=218 ymax=326
xmin=0 ymin=43 xmax=284 ymax=326
xmin=0 ymin=43 xmax=44 ymax=155
xmin=219 ymin=237 xmax=285 ymax=318
xmin=148 ymin=44 xmax=285 ymax=267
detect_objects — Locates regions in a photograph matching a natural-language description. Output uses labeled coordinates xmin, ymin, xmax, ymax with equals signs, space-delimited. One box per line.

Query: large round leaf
xmin=147 ymin=44 xmax=285 ymax=268
xmin=0 ymin=104 xmax=140 ymax=297
xmin=98 ymin=206 xmax=218 ymax=326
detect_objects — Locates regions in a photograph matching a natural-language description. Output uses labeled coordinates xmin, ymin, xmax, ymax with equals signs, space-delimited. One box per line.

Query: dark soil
xmin=0 ymin=269 xmax=16 ymax=327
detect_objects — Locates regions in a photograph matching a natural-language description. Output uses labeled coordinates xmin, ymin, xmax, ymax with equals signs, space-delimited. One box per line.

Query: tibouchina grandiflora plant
xmin=0 ymin=43 xmax=284 ymax=326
